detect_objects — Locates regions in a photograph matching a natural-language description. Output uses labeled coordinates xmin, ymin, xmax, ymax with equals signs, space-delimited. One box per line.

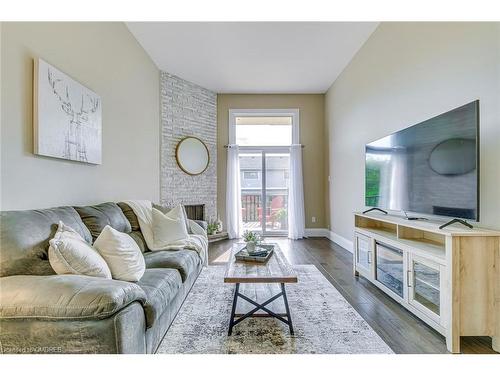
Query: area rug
xmin=157 ymin=265 xmax=393 ymax=354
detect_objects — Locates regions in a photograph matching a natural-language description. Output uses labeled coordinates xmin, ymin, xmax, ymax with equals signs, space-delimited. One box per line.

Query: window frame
xmin=228 ymin=108 xmax=300 ymax=149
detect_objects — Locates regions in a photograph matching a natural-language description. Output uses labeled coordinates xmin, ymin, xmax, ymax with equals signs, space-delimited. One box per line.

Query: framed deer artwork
xmin=33 ymin=58 xmax=102 ymax=164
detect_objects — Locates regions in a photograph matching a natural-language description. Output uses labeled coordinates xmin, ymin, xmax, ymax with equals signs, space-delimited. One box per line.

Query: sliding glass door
xmin=240 ymin=152 xmax=263 ymax=232
xmin=264 ymin=153 xmax=289 ymax=234
xmin=230 ymin=109 xmax=299 ymax=237
xmin=240 ymin=151 xmax=290 ymax=235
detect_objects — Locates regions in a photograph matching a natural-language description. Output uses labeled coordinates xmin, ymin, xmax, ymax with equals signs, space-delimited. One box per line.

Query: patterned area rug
xmin=157 ymin=265 xmax=393 ymax=354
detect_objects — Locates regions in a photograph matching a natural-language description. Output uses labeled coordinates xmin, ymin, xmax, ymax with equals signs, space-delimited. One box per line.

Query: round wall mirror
xmin=175 ymin=137 xmax=209 ymax=176
xmin=429 ymin=138 xmax=476 ymax=175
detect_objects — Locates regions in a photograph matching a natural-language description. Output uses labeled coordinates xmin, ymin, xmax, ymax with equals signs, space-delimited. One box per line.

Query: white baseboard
xmin=304 ymin=228 xmax=329 ymax=237
xmin=303 ymin=228 xmax=353 ymax=253
xmin=328 ymin=231 xmax=354 ymax=253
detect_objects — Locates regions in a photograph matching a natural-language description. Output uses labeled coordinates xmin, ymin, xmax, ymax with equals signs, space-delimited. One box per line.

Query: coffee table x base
xmin=228 ymin=282 xmax=294 ymax=336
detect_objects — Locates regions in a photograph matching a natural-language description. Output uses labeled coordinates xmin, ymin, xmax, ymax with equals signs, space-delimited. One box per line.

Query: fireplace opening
xmin=184 ymin=204 xmax=205 ymax=221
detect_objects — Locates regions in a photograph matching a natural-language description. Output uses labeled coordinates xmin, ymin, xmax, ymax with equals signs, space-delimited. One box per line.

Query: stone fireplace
xmin=159 ymin=72 xmax=217 ymax=222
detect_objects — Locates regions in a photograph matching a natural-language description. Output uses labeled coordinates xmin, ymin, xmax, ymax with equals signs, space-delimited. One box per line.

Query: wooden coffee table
xmin=224 ymin=242 xmax=298 ymax=335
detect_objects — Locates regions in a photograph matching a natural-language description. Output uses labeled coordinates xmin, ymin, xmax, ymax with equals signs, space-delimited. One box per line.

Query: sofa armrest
xmin=0 ymin=275 xmax=146 ymax=320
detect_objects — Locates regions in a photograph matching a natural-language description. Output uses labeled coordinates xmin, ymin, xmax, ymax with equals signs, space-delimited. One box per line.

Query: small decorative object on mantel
xmin=33 ymin=58 xmax=102 ymax=164
xmin=206 ymin=220 xmax=219 ymax=236
xmin=207 ymin=216 xmax=228 ymax=243
xmin=206 ymin=216 xmax=223 ymax=234
xmin=242 ymin=230 xmax=262 ymax=254
xmin=216 ymin=216 xmax=223 ymax=233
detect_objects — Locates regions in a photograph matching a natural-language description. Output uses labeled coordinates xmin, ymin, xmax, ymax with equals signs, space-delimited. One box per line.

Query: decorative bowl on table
xmin=246 ymin=241 xmax=257 ymax=253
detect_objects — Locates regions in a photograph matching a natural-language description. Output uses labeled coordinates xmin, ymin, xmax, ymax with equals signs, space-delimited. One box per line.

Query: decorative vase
xmin=246 ymin=241 xmax=256 ymax=253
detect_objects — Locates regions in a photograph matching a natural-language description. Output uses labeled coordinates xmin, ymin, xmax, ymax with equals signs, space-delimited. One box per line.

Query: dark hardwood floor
xmin=209 ymin=237 xmax=496 ymax=354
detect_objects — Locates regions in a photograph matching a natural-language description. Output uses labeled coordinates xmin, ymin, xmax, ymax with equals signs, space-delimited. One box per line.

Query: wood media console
xmin=353 ymin=212 xmax=500 ymax=353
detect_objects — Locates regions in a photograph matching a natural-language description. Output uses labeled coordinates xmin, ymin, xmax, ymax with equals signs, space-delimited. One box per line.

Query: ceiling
xmin=126 ymin=22 xmax=379 ymax=94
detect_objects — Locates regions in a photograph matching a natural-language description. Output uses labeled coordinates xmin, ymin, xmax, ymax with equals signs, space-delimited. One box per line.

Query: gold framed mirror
xmin=175 ymin=136 xmax=210 ymax=176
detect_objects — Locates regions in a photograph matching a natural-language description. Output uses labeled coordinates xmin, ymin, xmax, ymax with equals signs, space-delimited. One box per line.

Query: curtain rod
xmin=223 ymin=145 xmax=304 ymax=148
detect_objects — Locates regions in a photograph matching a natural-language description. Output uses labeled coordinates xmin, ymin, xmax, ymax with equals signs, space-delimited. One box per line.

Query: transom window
xmin=235 ymin=116 xmax=293 ymax=146
xmin=229 ymin=109 xmax=299 ymax=147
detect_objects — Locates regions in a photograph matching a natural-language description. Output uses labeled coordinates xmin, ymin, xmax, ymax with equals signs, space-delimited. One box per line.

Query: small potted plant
xmin=242 ymin=230 xmax=261 ymax=254
xmin=206 ymin=220 xmax=219 ymax=236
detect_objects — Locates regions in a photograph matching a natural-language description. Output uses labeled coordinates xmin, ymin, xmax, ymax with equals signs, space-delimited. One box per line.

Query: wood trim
xmin=449 ymin=237 xmax=461 ymax=353
xmin=224 ymin=275 xmax=298 ymax=283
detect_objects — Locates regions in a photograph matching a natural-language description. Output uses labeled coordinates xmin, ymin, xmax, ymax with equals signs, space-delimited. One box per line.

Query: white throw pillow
xmin=94 ymin=225 xmax=145 ymax=282
xmin=152 ymin=205 xmax=189 ymax=248
xmin=48 ymin=221 xmax=112 ymax=279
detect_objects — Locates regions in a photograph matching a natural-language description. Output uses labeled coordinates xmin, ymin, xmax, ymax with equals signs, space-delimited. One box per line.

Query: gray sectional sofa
xmin=0 ymin=202 xmax=205 ymax=354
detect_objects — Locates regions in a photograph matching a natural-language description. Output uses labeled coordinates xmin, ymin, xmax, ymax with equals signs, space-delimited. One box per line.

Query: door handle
xmin=407 ymin=270 xmax=412 ymax=287
xmin=367 ymin=251 xmax=372 ymax=264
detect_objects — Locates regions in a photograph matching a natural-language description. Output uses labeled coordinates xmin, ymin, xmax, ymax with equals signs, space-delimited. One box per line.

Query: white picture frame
xmin=33 ymin=58 xmax=102 ymax=164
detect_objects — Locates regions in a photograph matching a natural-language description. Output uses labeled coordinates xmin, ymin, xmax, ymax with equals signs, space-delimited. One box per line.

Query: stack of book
xmin=247 ymin=249 xmax=269 ymax=257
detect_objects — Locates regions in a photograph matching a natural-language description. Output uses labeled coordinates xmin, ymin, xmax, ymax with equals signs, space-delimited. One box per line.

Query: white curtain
xmin=226 ymin=145 xmax=242 ymax=239
xmin=288 ymin=144 xmax=305 ymax=239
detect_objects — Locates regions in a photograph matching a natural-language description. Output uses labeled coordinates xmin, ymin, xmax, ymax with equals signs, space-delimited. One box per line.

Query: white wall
xmin=326 ymin=22 xmax=500 ymax=241
xmin=1 ymin=22 xmax=160 ymax=210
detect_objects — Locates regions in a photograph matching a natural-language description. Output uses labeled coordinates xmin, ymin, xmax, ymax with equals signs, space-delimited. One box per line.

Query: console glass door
xmin=409 ymin=255 xmax=441 ymax=319
xmin=375 ymin=242 xmax=404 ymax=298
xmin=355 ymin=233 xmax=371 ymax=274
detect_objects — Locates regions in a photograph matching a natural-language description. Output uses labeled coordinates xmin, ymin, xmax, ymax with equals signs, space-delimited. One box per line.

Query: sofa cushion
xmin=117 ymin=202 xmax=141 ymax=232
xmin=144 ymin=250 xmax=200 ymax=282
xmin=128 ymin=230 xmax=148 ymax=253
xmin=117 ymin=202 xmax=150 ymax=252
xmin=0 ymin=207 xmax=92 ymax=277
xmin=137 ymin=268 xmax=182 ymax=328
xmin=74 ymin=202 xmax=131 ymax=241
xmin=0 ymin=274 xmax=146 ymax=320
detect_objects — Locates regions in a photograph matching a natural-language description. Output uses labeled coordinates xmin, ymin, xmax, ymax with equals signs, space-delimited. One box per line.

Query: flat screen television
xmin=365 ymin=100 xmax=479 ymax=221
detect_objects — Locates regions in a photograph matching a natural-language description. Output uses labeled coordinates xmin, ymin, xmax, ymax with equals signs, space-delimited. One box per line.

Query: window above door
xmin=229 ymin=109 xmax=299 ymax=147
